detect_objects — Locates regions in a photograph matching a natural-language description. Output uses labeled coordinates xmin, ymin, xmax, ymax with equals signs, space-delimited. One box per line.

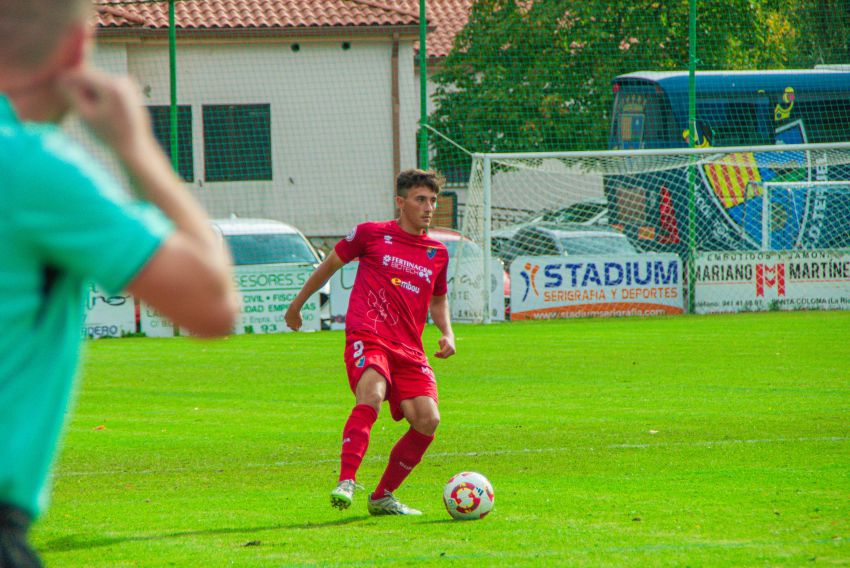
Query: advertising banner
xmin=329 ymin=262 xmax=359 ymax=330
xmin=139 ymin=303 xmax=175 ymax=338
xmin=139 ymin=264 xmax=320 ymax=337
xmin=510 ymin=254 xmax=683 ymax=320
xmin=447 ymin=257 xmax=506 ymax=322
xmin=233 ymin=263 xmax=320 ymax=334
xmin=694 ymin=249 xmax=850 ymax=314
xmin=83 ymin=283 xmax=135 ymax=338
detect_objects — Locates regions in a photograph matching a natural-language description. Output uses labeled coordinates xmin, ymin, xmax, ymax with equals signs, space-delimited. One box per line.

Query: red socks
xmin=373 ymin=428 xmax=434 ymax=498
xmin=338 ymin=406 xmax=435 ymax=496
xmin=338 ymin=404 xmax=378 ymax=482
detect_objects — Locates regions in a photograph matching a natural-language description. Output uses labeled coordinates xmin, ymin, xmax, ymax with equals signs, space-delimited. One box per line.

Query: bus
xmin=604 ymin=70 xmax=850 ymax=254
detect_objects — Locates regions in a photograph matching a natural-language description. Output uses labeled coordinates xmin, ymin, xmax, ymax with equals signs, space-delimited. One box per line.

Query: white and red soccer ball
xmin=443 ymin=471 xmax=494 ymax=520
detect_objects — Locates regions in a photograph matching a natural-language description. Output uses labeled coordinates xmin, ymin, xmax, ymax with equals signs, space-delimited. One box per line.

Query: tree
xmin=787 ymin=0 xmax=850 ymax=67
xmin=429 ymin=0 xmax=797 ymax=180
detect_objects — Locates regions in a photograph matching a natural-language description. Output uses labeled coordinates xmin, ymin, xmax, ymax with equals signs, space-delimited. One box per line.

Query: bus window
xmin=696 ymin=99 xmax=770 ymax=146
xmin=795 ymin=96 xmax=850 ymax=143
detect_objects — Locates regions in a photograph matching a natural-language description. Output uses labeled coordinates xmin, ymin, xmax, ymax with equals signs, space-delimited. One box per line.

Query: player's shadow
xmin=40 ymin=516 xmax=371 ymax=553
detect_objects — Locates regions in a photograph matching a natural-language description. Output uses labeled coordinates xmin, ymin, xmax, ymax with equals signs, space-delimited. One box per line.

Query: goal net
xmin=759 ymin=181 xmax=850 ymax=251
xmin=455 ymin=142 xmax=850 ymax=322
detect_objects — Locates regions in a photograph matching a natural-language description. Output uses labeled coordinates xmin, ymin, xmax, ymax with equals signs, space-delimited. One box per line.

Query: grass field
xmin=32 ymin=312 xmax=849 ymax=567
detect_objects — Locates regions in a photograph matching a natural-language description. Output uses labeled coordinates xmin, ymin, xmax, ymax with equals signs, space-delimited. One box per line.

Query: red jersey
xmin=335 ymin=220 xmax=449 ymax=353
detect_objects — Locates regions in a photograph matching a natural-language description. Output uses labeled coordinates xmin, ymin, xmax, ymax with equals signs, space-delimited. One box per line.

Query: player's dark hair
xmin=396 ymin=169 xmax=444 ymax=197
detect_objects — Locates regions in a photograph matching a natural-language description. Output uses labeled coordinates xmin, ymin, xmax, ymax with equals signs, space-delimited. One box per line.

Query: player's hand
xmin=434 ymin=334 xmax=456 ymax=359
xmin=284 ymin=304 xmax=303 ymax=331
xmin=58 ymin=65 xmax=153 ymax=159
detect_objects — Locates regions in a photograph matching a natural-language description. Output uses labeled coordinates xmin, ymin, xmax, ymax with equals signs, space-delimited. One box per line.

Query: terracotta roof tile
xmin=419 ymin=0 xmax=471 ymax=58
xmin=95 ymin=0 xmax=420 ymax=31
xmin=95 ymin=4 xmax=146 ymax=27
xmin=94 ymin=1 xmax=472 ymax=59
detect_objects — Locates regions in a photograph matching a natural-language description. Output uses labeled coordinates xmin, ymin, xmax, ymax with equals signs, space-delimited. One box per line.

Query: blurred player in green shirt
xmin=0 ymin=1 xmax=240 ymax=565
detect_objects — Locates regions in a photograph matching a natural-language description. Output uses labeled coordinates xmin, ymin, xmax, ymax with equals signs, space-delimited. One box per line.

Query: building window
xmin=147 ymin=105 xmax=194 ymax=182
xmin=203 ymin=104 xmax=272 ymax=182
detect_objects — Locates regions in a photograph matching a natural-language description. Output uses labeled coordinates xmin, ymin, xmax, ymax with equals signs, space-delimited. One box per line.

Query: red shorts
xmin=344 ymin=332 xmax=438 ymax=421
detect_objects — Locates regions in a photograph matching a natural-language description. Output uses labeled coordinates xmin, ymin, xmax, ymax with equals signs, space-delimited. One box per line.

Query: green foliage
xmin=787 ymin=0 xmax=850 ymax=66
xmin=33 ymin=312 xmax=850 ymax=566
xmin=429 ymin=0 xmax=836 ymax=177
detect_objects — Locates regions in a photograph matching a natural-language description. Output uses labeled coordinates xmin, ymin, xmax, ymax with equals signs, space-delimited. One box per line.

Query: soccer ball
xmin=442 ymin=471 xmax=494 ymax=520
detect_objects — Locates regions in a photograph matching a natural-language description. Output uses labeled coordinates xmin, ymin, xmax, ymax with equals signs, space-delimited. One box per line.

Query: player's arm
xmin=60 ymin=66 xmax=239 ymax=337
xmin=285 ymin=250 xmax=345 ymax=331
xmin=430 ymin=294 xmax=455 ymax=359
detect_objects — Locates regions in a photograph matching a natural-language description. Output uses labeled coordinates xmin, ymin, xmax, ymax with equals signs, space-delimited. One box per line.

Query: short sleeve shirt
xmin=0 ymin=95 xmax=173 ymax=517
xmin=335 ymin=220 xmax=449 ymax=353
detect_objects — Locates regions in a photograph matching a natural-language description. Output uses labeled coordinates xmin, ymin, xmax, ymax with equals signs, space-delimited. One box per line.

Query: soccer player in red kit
xmin=285 ymin=169 xmax=455 ymax=515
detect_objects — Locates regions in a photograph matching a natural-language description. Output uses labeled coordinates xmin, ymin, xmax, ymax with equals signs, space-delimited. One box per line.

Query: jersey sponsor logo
xmin=345 ymin=226 xmax=357 ymax=242
xmin=391 ymin=277 xmax=421 ymax=295
xmin=382 ymin=255 xmax=433 ymax=283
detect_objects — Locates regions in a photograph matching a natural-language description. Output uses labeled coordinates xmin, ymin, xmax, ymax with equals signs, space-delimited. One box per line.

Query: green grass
xmin=33 ymin=312 xmax=850 ymax=567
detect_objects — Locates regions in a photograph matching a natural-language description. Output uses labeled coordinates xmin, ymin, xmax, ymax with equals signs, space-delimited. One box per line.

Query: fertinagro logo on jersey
xmin=510 ymin=254 xmax=683 ymax=320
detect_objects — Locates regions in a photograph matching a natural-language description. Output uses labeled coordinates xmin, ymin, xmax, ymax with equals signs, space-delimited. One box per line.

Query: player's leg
xmin=0 ymin=504 xmax=43 ymax=568
xmin=332 ymin=339 xmax=390 ymax=510
xmin=338 ymin=368 xmax=386 ymax=482
xmin=372 ymin=396 xmax=438 ymax=494
xmin=362 ymin=347 xmax=438 ymax=516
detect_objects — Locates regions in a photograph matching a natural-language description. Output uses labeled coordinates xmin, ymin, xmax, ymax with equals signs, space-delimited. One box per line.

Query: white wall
xmin=115 ymin=38 xmax=419 ymax=237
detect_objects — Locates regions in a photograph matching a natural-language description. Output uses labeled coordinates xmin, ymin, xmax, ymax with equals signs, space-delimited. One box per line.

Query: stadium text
xmin=542 ymin=260 xmax=679 ymax=288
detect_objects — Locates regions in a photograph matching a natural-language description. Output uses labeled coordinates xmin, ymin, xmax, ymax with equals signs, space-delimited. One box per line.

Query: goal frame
xmin=468 ymin=141 xmax=850 ymax=322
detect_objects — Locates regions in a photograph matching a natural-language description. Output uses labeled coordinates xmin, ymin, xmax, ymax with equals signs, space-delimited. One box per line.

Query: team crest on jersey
xmin=345 ymin=226 xmax=357 ymax=242
xmin=426 ymin=247 xmax=437 ymax=259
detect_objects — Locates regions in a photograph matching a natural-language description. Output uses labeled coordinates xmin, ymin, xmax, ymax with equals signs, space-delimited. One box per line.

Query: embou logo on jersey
xmin=384 ymin=235 xmax=393 ymax=245
xmin=345 ymin=226 xmax=357 ymax=242
xmin=391 ymin=277 xmax=420 ymax=294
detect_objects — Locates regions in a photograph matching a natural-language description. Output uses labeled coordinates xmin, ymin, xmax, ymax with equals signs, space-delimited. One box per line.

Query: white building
xmin=86 ymin=0 xmax=426 ymax=240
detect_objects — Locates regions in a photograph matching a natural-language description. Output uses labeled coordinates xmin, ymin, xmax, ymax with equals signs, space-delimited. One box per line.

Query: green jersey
xmin=0 ymin=95 xmax=173 ymax=517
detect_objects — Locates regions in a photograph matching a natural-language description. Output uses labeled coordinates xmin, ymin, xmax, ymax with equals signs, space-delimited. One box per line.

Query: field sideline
xmin=33 ymin=312 xmax=849 ymax=566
